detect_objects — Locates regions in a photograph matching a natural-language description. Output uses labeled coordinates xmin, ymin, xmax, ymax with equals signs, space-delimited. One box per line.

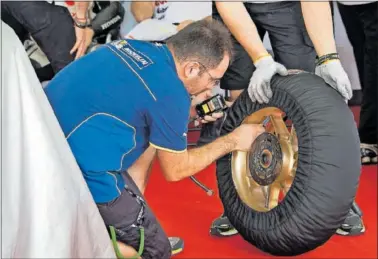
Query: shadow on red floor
xmin=144 ymin=106 xmax=377 ymax=259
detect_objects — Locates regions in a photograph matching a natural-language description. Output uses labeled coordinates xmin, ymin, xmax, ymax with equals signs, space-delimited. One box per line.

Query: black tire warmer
xmin=216 ymin=72 xmax=361 ymax=256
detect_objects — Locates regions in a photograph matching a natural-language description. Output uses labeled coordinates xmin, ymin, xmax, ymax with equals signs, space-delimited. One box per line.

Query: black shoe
xmin=336 ymin=202 xmax=365 ymax=236
xmin=169 ymin=237 xmax=184 ymax=256
xmin=210 ymin=214 xmax=238 ymax=237
xmin=361 ymin=143 xmax=378 ymax=165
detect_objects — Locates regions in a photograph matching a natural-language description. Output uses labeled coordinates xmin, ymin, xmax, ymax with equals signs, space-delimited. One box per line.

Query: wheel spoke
xmin=270 ymin=115 xmax=291 ymax=141
xmin=268 ymin=183 xmax=281 ymax=209
xmin=270 ymin=115 xmax=295 ymax=182
xmin=231 ymin=151 xmax=262 ymax=209
xmin=248 ymin=185 xmax=270 ymax=212
xmin=232 ymin=107 xmax=298 ymax=212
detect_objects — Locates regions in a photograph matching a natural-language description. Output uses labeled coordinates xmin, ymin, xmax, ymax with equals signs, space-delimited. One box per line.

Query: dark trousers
xmin=198 ymin=1 xmax=317 ymax=147
xmin=212 ymin=1 xmax=316 ymax=91
xmin=338 ymin=2 xmax=378 ymax=144
xmin=1 ymin=1 xmax=76 ymax=77
xmin=97 ymin=172 xmax=171 ymax=259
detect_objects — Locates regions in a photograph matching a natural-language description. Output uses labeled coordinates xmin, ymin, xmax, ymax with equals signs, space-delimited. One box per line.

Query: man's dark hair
xmin=166 ymin=19 xmax=233 ymax=71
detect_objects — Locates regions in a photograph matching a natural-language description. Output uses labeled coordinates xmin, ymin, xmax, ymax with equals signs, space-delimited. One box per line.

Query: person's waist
xmin=85 ymin=171 xmax=127 ymax=204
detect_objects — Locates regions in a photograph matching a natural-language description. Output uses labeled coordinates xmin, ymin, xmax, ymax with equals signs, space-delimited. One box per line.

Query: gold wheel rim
xmin=231 ymin=107 xmax=298 ymax=212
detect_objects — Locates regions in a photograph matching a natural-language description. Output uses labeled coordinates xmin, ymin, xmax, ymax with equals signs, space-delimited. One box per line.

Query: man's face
xmin=180 ymin=54 xmax=230 ymax=96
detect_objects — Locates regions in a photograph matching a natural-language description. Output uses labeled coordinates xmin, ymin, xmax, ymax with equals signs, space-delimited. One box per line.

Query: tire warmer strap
xmin=109 ymin=186 xmax=147 ymax=259
xmin=109 ymin=225 xmax=145 ymax=259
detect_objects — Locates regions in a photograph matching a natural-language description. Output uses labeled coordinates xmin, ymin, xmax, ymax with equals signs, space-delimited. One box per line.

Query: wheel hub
xmin=231 ymin=107 xmax=298 ymax=212
xmin=249 ymin=132 xmax=283 ymax=186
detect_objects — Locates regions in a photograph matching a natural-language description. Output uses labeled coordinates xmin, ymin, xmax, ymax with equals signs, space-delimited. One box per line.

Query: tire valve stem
xmin=262 ymin=117 xmax=271 ymax=128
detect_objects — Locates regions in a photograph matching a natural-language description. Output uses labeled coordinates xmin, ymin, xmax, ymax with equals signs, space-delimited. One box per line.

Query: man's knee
xmin=116 ymin=225 xmax=171 ymax=259
xmin=150 ymin=229 xmax=171 ymax=259
xmin=117 ymin=241 xmax=141 ymax=259
xmin=130 ymin=212 xmax=171 ymax=259
xmin=97 ymin=181 xmax=171 ymax=259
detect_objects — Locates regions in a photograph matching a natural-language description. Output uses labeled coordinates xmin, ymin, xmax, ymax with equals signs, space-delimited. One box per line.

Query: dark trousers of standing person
xmin=197 ymin=1 xmax=317 ymax=148
xmin=212 ymin=1 xmax=316 ymax=100
xmin=338 ymin=2 xmax=378 ymax=147
xmin=1 ymin=1 xmax=76 ymax=81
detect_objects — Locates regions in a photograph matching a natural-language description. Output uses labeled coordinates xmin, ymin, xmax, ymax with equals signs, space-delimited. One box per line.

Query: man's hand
xmin=315 ymin=59 xmax=353 ymax=100
xmin=248 ymin=55 xmax=288 ymax=104
xmin=70 ymin=26 xmax=86 ymax=59
xmin=70 ymin=26 xmax=93 ymax=60
xmin=190 ymin=91 xmax=231 ymax=124
xmin=231 ymin=123 xmax=265 ymax=151
xmin=84 ymin=27 xmax=94 ymax=50
xmin=70 ymin=1 xmax=91 ymax=60
xmin=299 ymin=1 xmax=352 ymax=101
xmin=190 ymin=91 xmax=224 ymax=123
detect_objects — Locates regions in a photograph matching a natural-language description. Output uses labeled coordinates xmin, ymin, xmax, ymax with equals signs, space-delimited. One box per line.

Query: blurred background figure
xmin=337 ymin=0 xmax=377 ymax=164
xmin=121 ymin=0 xmax=211 ymax=42
xmin=1 ymin=1 xmax=81 ymax=82
xmin=1 ymin=1 xmax=125 ymax=83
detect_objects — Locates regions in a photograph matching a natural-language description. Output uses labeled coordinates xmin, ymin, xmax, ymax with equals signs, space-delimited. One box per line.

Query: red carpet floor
xmin=144 ymin=107 xmax=377 ymax=258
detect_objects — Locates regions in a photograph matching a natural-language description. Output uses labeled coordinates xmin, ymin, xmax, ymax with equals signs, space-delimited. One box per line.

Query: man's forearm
xmin=131 ymin=1 xmax=155 ymax=22
xmin=175 ymin=134 xmax=236 ymax=181
xmin=215 ymin=1 xmax=268 ymax=62
xmin=301 ymin=1 xmax=337 ymax=56
xmin=75 ymin=1 xmax=90 ymax=19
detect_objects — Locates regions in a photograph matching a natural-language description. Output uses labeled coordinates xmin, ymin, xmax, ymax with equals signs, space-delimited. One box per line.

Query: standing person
xmin=1 ymin=1 xmax=93 ymax=81
xmin=124 ymin=0 xmax=212 ymax=41
xmin=337 ymin=0 xmax=378 ymax=165
xmin=204 ymin=1 xmax=361 ymax=238
xmin=211 ymin=1 xmax=318 ymax=104
xmin=44 ymin=20 xmax=266 ymax=259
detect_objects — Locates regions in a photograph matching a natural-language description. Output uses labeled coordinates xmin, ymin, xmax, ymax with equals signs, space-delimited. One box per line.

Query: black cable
xmin=189 ymin=176 xmax=214 ymax=196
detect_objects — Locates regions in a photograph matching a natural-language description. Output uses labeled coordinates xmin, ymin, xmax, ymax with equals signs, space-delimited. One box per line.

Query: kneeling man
xmin=45 ymin=19 xmax=265 ymax=259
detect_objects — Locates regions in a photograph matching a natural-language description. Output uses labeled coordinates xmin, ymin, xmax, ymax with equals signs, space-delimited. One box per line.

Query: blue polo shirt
xmin=45 ymin=39 xmax=191 ymax=203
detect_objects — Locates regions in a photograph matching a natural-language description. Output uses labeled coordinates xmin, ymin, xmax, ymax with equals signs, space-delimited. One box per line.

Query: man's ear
xmin=183 ymin=61 xmax=201 ymax=79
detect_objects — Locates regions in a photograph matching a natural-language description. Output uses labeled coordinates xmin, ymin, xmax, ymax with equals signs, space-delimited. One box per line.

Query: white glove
xmin=248 ymin=55 xmax=288 ymax=104
xmin=125 ymin=19 xmax=178 ymax=42
xmin=315 ymin=59 xmax=353 ymax=100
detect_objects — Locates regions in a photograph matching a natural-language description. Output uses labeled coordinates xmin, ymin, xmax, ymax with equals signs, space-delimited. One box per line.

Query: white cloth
xmin=338 ymin=0 xmax=377 ymax=5
xmin=152 ymin=1 xmax=211 ymax=23
xmin=0 ymin=22 xmax=116 ymax=259
xmin=126 ymin=18 xmax=178 ymax=41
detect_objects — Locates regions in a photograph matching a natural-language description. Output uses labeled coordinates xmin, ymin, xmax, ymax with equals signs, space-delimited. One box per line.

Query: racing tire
xmin=216 ymin=71 xmax=361 ymax=256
